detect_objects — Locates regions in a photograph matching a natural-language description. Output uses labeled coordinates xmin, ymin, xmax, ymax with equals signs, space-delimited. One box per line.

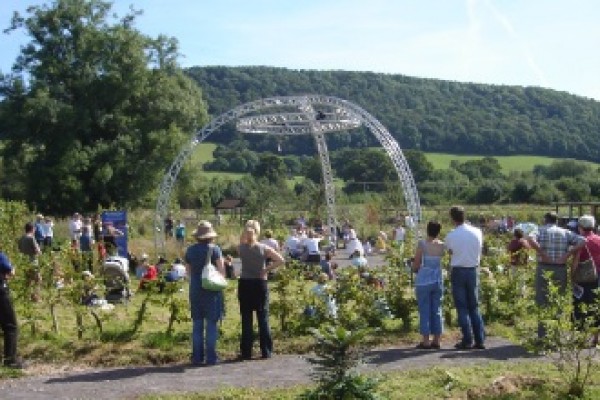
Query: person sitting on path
xmin=413 ymin=221 xmax=445 ymax=350
xmin=445 ymin=206 xmax=486 ymax=350
xmin=301 ymin=230 xmax=322 ymax=264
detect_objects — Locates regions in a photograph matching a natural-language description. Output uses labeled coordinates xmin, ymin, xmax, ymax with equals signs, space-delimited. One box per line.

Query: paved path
xmin=0 ymin=337 xmax=540 ymax=399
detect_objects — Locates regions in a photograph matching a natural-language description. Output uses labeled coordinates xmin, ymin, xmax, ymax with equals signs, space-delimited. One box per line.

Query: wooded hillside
xmin=186 ymin=66 xmax=600 ymax=161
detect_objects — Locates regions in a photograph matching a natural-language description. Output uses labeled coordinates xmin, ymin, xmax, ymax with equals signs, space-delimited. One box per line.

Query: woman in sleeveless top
xmin=412 ymin=221 xmax=446 ymax=349
xmin=238 ymin=220 xmax=284 ymax=360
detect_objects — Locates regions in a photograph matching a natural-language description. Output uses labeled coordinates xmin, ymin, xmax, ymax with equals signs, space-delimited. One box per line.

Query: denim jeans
xmin=451 ymin=267 xmax=485 ymax=345
xmin=415 ymin=282 xmax=443 ymax=336
xmin=238 ymin=279 xmax=272 ymax=358
xmin=192 ymin=318 xmax=218 ymax=365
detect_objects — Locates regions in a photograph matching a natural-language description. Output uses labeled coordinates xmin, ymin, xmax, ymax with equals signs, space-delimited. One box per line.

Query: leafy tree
xmin=403 ymin=149 xmax=434 ymax=182
xmin=251 ymin=153 xmax=287 ymax=183
xmin=333 ymin=148 xmax=396 ymax=187
xmin=0 ymin=0 xmax=208 ymax=213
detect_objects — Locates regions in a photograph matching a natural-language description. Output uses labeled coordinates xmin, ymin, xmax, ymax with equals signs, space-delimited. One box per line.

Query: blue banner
xmin=101 ymin=210 xmax=128 ymax=257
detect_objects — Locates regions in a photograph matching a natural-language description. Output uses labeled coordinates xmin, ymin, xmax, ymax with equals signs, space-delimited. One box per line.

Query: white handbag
xmin=201 ymin=245 xmax=228 ymax=291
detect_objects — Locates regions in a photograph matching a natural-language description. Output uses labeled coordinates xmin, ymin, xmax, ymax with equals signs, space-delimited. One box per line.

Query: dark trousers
xmin=0 ymin=283 xmax=18 ymax=364
xmin=238 ymin=279 xmax=272 ymax=358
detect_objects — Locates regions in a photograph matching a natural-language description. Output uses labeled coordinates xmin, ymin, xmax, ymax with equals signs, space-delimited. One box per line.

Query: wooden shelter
xmin=214 ymin=198 xmax=245 ymax=225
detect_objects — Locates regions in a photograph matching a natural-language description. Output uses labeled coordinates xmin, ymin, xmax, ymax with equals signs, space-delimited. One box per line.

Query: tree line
xmin=196 ymin=143 xmax=600 ymax=209
xmin=186 ymin=66 xmax=600 ymax=162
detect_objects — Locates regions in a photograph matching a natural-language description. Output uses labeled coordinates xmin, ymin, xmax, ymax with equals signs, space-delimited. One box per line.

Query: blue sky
xmin=2 ymin=0 xmax=600 ymax=100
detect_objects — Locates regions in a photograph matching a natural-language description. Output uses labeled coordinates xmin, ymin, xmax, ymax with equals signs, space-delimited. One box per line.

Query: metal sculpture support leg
xmin=312 ymin=131 xmax=338 ymax=247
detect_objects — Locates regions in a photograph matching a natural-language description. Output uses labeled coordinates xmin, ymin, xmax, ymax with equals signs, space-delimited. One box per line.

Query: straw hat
xmin=194 ymin=220 xmax=218 ymax=240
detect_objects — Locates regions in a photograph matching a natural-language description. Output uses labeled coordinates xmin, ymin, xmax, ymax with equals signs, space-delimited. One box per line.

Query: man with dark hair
xmin=528 ymin=211 xmax=584 ymax=338
xmin=18 ymin=222 xmax=42 ymax=302
xmin=0 ymin=251 xmax=25 ymax=368
xmin=18 ymin=222 xmax=41 ymax=262
xmin=445 ymin=206 xmax=486 ymax=349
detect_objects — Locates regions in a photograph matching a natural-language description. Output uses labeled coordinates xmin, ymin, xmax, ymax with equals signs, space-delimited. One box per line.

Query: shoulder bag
xmin=201 ymin=245 xmax=228 ymax=291
xmin=574 ymin=243 xmax=598 ymax=284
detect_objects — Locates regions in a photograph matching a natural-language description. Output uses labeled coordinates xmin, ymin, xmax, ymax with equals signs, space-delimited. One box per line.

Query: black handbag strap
xmin=584 ymin=241 xmax=596 ymax=269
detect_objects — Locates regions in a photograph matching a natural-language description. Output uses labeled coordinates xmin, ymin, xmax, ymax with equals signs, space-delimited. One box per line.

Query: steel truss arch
xmin=155 ymin=95 xmax=421 ymax=254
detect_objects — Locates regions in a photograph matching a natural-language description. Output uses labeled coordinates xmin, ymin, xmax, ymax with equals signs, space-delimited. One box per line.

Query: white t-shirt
xmin=285 ymin=235 xmax=300 ymax=251
xmin=445 ymin=223 xmax=483 ymax=268
xmin=261 ymin=238 xmax=280 ymax=251
xmin=69 ymin=219 xmax=82 ymax=239
xmin=393 ymin=226 xmax=406 ymax=241
xmin=304 ymin=238 xmax=321 ymax=254
xmin=171 ymin=263 xmax=187 ymax=280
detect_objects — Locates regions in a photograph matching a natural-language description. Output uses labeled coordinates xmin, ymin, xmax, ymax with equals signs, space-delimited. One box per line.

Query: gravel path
xmin=0 ymin=337 xmax=540 ymax=399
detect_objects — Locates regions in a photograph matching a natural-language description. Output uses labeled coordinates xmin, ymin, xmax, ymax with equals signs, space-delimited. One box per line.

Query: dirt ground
xmin=0 ymin=337 xmax=540 ymax=399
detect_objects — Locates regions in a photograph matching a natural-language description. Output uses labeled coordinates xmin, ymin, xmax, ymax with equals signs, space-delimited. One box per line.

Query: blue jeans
xmin=415 ymin=282 xmax=443 ymax=335
xmin=451 ymin=267 xmax=485 ymax=345
xmin=192 ymin=318 xmax=218 ymax=365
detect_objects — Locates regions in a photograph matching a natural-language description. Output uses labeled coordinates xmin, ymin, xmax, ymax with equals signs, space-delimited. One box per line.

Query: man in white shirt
xmin=284 ymin=229 xmax=301 ymax=259
xmin=68 ymin=213 xmax=82 ymax=241
xmin=445 ymin=206 xmax=485 ymax=350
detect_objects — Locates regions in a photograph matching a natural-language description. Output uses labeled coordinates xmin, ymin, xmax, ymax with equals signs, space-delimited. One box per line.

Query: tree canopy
xmin=186 ymin=66 xmax=600 ymax=162
xmin=0 ymin=0 xmax=208 ymax=213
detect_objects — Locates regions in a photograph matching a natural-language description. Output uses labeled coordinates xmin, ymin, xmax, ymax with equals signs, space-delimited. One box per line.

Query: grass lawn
xmin=424 ymin=152 xmax=600 ymax=173
xmin=141 ymin=360 xmax=600 ymax=399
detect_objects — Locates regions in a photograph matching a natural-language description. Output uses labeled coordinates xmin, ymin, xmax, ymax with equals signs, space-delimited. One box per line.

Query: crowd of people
xmin=3 ymin=206 xmax=600 ymax=370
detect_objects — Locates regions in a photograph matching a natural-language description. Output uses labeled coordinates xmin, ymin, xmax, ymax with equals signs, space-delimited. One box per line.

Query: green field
xmin=425 ymin=152 xmax=600 ymax=173
xmin=192 ymin=142 xmax=600 ymax=177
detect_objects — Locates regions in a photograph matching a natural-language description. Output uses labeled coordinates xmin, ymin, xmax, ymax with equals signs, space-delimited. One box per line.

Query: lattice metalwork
xmin=155 ymin=95 xmax=421 ymax=255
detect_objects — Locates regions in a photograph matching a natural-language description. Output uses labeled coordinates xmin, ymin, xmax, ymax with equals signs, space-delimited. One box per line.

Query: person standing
xmin=392 ymin=222 xmax=406 ymax=255
xmin=79 ymin=225 xmax=95 ymax=272
xmin=69 ymin=213 xmax=82 ymax=241
xmin=42 ymin=216 xmax=54 ymax=250
xmin=413 ymin=221 xmax=445 ymax=349
xmin=571 ymin=215 xmax=600 ymax=346
xmin=0 ymin=251 xmax=25 ymax=369
xmin=34 ymin=214 xmax=45 ymax=249
xmin=184 ymin=221 xmax=225 ymax=366
xmin=445 ymin=206 xmax=486 ymax=349
xmin=507 ymin=228 xmax=531 ymax=275
xmin=528 ymin=211 xmax=584 ymax=339
xmin=238 ymin=221 xmax=284 ymax=360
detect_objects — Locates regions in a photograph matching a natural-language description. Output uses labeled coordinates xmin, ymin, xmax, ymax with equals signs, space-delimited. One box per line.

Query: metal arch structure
xmin=154 ymin=95 xmax=421 ymax=254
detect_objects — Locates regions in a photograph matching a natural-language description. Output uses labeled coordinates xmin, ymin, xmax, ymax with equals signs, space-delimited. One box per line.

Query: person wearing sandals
xmin=445 ymin=206 xmax=486 ymax=350
xmin=413 ymin=221 xmax=445 ymax=349
xmin=571 ymin=215 xmax=600 ymax=346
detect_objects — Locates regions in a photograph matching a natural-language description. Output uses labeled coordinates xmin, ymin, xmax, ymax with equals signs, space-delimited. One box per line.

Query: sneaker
xmin=415 ymin=342 xmax=431 ymax=350
xmin=454 ymin=342 xmax=473 ymax=350
xmin=473 ymin=343 xmax=486 ymax=350
xmin=430 ymin=342 xmax=441 ymax=349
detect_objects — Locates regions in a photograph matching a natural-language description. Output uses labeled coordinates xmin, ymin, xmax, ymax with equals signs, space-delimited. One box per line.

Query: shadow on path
xmin=45 ymin=364 xmax=187 ymax=384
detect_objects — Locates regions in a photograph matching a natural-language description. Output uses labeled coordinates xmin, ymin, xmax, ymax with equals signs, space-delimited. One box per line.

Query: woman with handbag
xmin=571 ymin=215 xmax=600 ymax=345
xmin=184 ymin=220 xmax=225 ymax=366
xmin=238 ymin=220 xmax=284 ymax=360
